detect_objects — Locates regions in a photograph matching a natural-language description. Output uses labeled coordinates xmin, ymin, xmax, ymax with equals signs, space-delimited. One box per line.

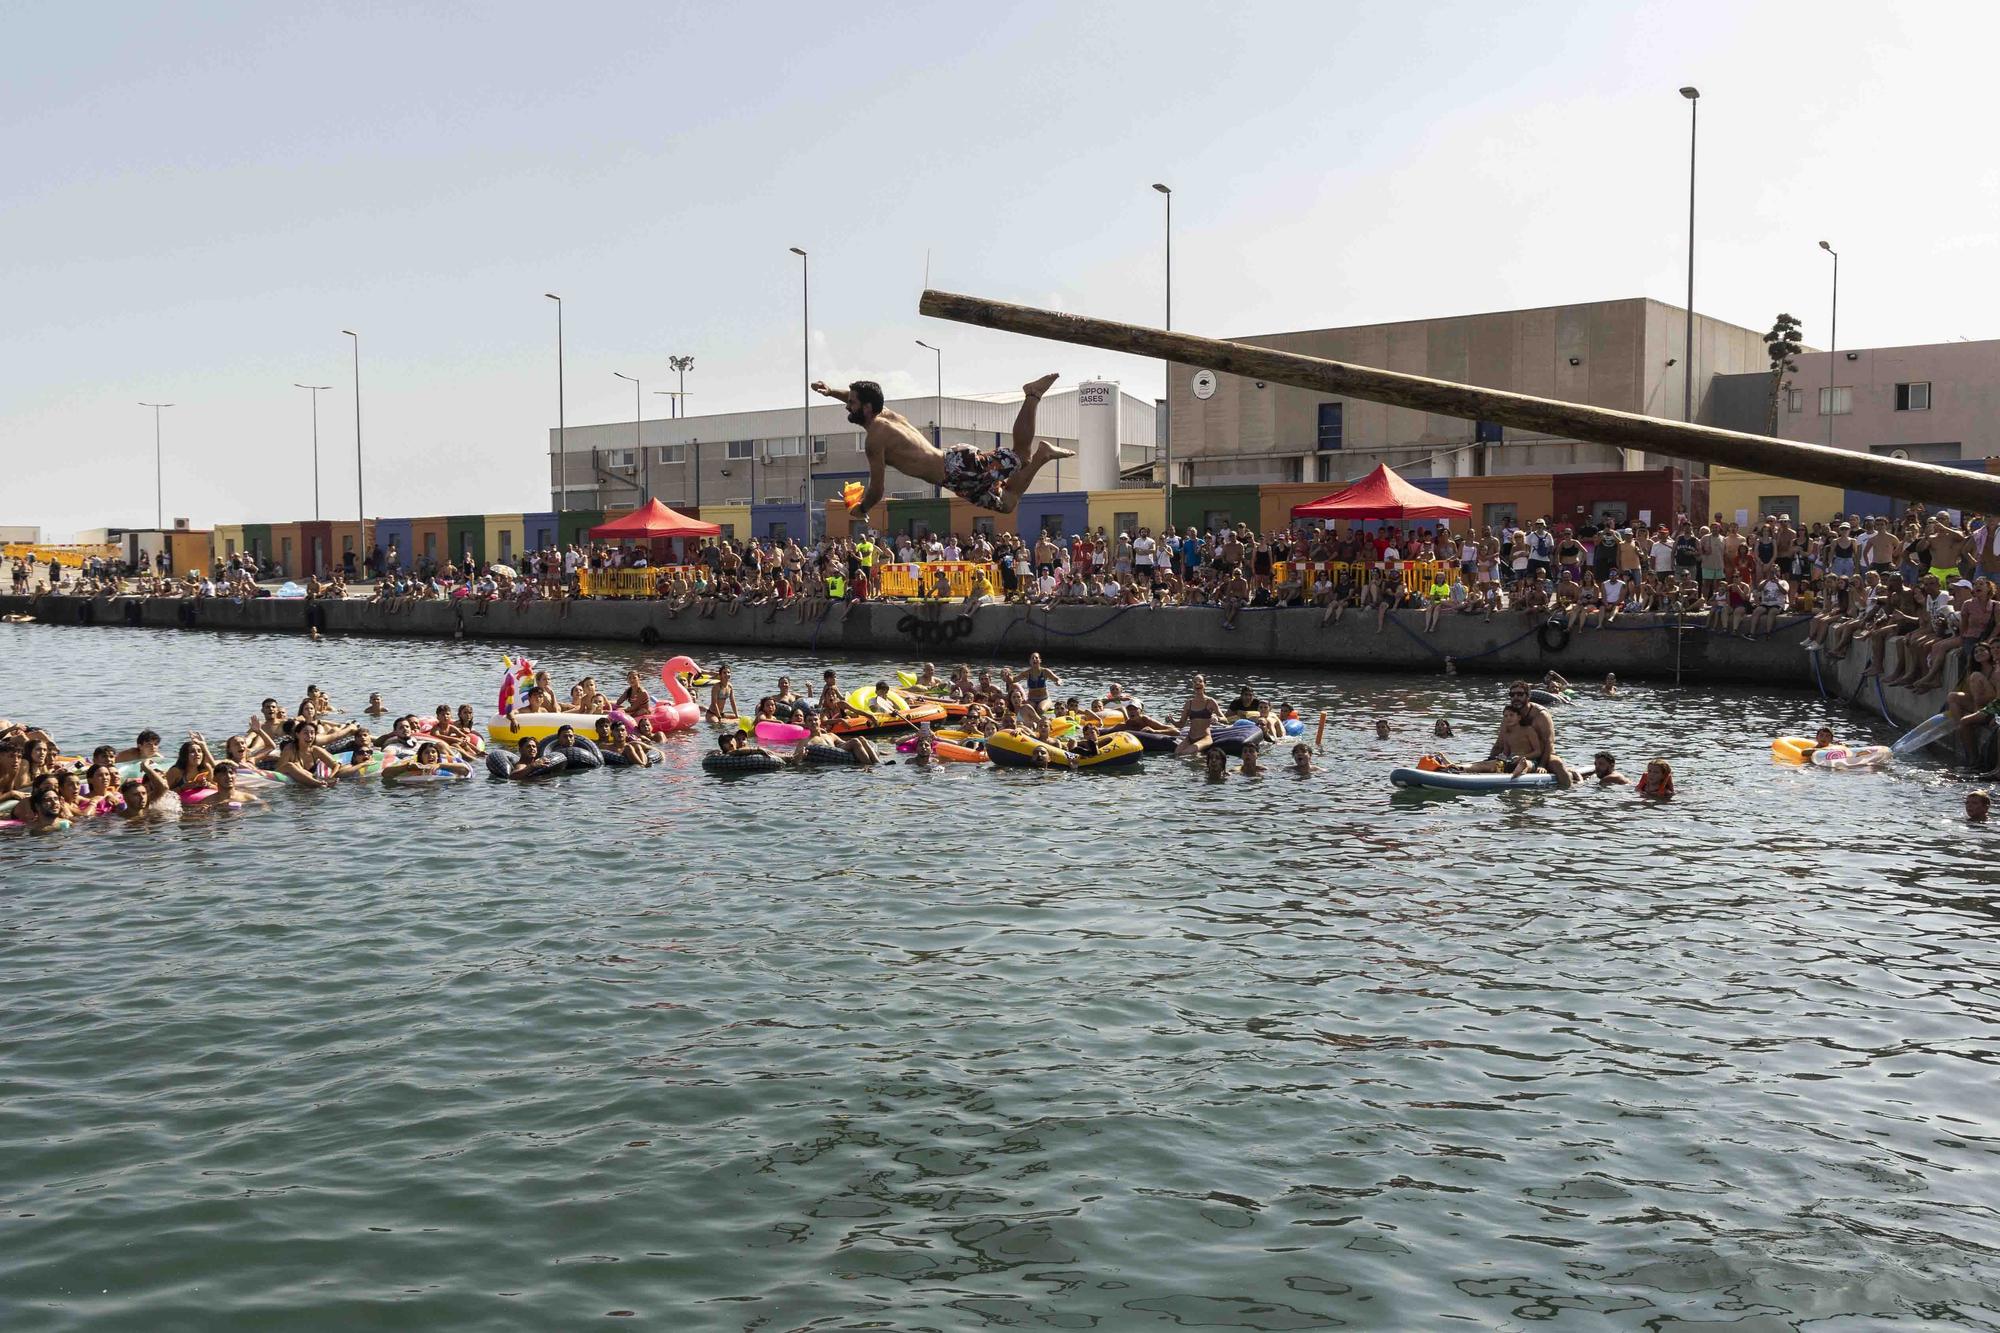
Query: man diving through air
xmin=815 ymin=372 xmax=1073 ymax=514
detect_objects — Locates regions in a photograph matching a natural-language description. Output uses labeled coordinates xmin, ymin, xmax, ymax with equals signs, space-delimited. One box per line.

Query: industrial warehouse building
xmin=547 ymin=386 xmax=1158 ymax=534
xmin=1162 ymin=297 xmax=1771 ymax=485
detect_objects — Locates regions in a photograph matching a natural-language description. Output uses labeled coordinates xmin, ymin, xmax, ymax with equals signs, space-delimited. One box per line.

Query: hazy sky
xmin=6 ymin=1 xmax=1996 ymax=536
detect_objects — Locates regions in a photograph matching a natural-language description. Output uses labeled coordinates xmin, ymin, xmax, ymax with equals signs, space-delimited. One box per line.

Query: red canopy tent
xmin=588 ymin=499 xmax=719 ymax=565
xmin=1290 ymin=464 xmax=1470 ymax=524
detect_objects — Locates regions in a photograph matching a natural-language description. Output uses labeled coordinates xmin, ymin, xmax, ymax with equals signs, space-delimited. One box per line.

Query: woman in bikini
xmin=1175 ymin=675 xmax=1219 ymax=756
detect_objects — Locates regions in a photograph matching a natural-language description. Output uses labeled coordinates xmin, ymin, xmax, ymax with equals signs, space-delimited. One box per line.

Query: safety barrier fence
xmin=876 ymin=562 xmax=1000 ymax=599
xmin=575 ymin=566 xmax=698 ymax=598
xmin=4 ymin=543 xmax=123 ymax=565
xmin=1269 ymin=560 xmax=1458 ymax=596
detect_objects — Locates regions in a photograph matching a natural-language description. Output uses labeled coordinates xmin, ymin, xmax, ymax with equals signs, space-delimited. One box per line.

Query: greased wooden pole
xmin=918 ymin=289 xmax=2000 ymax=514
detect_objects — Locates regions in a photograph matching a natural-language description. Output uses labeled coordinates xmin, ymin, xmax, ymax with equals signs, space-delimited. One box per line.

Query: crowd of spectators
xmin=15 ymin=505 xmax=2000 ymax=666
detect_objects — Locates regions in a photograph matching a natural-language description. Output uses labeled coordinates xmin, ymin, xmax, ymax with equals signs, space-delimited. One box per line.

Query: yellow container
xmin=1086 ymin=488 xmax=1165 ymax=539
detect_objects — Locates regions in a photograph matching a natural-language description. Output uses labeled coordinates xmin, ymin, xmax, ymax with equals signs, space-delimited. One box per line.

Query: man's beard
xmin=847 ymin=407 xmax=865 ymax=425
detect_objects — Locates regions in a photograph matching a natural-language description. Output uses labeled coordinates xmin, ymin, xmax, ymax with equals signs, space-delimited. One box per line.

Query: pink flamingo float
xmin=650 ymin=655 xmax=703 ymax=733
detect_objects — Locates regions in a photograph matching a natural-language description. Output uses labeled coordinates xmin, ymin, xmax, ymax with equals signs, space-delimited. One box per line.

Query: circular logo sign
xmin=1191 ymin=369 xmax=1218 ymax=401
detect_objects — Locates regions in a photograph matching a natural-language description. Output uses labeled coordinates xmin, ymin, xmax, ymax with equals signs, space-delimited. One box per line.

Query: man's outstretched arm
xmin=850 ymin=443 xmax=887 ymax=513
xmin=812 ymin=380 xmax=856 ymax=408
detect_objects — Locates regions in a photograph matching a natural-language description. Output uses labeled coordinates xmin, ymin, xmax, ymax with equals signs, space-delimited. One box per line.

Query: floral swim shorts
xmin=942 ymin=444 xmax=1020 ymax=511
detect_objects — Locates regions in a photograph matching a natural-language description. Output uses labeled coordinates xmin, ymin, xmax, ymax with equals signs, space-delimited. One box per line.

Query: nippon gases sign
xmin=1077 ymin=381 xmax=1115 ymax=407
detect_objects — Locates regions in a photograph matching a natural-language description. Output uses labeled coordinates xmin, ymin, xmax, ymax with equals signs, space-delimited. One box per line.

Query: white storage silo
xmin=1074 ymin=380 xmax=1120 ymax=492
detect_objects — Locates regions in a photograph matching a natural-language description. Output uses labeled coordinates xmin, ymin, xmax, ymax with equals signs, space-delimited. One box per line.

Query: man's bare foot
xmin=1029 ymin=439 xmax=1075 ymax=466
xmin=1024 ymin=372 xmax=1059 ymax=399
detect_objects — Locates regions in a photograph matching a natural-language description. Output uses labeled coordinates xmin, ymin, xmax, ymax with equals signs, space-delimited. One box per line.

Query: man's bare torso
xmin=864 ymin=409 xmax=947 ymax=485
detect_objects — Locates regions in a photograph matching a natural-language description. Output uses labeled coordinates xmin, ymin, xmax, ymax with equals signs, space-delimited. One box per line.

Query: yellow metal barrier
xmin=4 ymin=543 xmax=121 ymax=565
xmin=1272 ymin=560 xmax=1455 ymax=596
xmin=876 ymin=561 xmax=999 ymax=599
xmin=577 ymin=568 xmax=661 ymax=599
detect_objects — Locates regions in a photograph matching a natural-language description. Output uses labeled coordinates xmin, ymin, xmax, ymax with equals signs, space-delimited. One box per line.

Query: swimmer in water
xmin=1203 ymin=747 xmax=1229 ymax=782
xmin=704 ymin=666 xmax=738 ymax=723
xmin=365 ymin=692 xmax=388 ymax=715
xmin=1637 ymin=759 xmax=1675 ymax=799
xmin=505 ymin=737 xmax=566 ymax=781
xmin=1968 ymin=789 xmax=1990 ymax=823
xmin=116 ymin=779 xmax=152 ymax=820
xmin=1375 ymin=719 xmax=1392 ymax=740
xmin=1434 ymin=718 xmax=1452 ymax=739
xmin=1239 ymin=742 xmax=1263 ymax=776
xmin=208 ymin=761 xmax=266 ymax=808
xmin=1797 ymin=725 xmax=1839 ymax=760
xmin=1291 ymin=743 xmax=1313 ymax=776
xmin=385 ymin=739 xmax=471 ymax=782
xmin=1590 ymin=751 xmax=1630 ymax=785
xmin=1602 ymin=673 xmax=1620 ymax=698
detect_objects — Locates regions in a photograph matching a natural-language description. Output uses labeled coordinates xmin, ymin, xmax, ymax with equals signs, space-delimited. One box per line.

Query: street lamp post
xmin=546 ymin=294 xmax=566 ymax=512
xmin=1152 ymin=183 xmax=1173 ymax=517
xmin=294 ymin=383 xmax=330 ymax=520
xmin=1819 ymin=241 xmax=1839 ymax=450
xmin=653 ymin=391 xmax=692 ymax=509
xmin=139 ymin=401 xmax=173 ymax=530
xmin=614 ymin=372 xmax=646 ymax=503
xmin=916 ymin=339 xmax=942 ymax=500
xmin=1679 ymin=85 xmax=1700 ymax=521
xmin=340 ymin=330 xmax=365 ymax=567
xmin=668 ymin=354 xmax=693 ymax=418
xmin=789 ymin=248 xmax=811 ymax=540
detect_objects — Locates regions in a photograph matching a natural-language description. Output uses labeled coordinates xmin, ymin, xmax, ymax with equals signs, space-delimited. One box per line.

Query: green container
xmin=446 ymin=515 xmax=486 ymax=566
xmin=559 ymin=510 xmax=604 ymax=547
xmin=884 ymin=498 xmax=950 ymax=540
xmin=1169 ymin=485 xmax=1263 ymax=533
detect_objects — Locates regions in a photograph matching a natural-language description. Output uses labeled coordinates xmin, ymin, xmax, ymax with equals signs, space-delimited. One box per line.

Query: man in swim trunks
xmin=815 ymin=373 xmax=1074 ymax=514
xmin=1495 ymin=681 xmax=1574 ymax=787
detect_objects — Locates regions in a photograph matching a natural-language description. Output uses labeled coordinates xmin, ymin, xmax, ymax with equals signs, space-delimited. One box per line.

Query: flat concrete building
xmin=550 ymin=387 xmax=1156 ymax=514
xmin=1164 ymin=298 xmax=1769 ymax=487
xmin=1711 ymin=338 xmax=2000 ymax=465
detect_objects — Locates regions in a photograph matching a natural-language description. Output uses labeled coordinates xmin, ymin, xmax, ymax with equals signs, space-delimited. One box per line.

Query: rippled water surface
xmin=4 ymin=623 xmax=2000 ymax=1331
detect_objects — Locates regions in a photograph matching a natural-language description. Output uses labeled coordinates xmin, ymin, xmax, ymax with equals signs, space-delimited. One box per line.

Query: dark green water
xmin=4 ymin=624 xmax=1998 ymax=1331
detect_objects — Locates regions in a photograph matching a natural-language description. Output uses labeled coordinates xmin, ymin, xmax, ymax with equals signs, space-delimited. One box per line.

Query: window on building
xmin=607 ymin=449 xmax=635 ymax=469
xmin=499 ymin=531 xmax=513 ymax=561
xmin=1316 ymin=455 xmax=1338 ymax=483
xmin=972 ymin=517 xmax=995 ymax=540
xmin=1483 ymin=502 xmax=1517 ymax=530
xmin=726 ymin=440 xmax=754 ymax=460
xmin=1757 ymin=495 xmax=1801 ymax=521
xmin=1786 ymin=387 xmax=1804 ymax=413
xmin=718 ymin=524 xmax=735 ymax=540
xmin=225 ymin=538 xmax=237 ymax=557
xmin=1316 ymin=402 xmax=1344 ymax=450
xmin=1870 ymin=442 xmax=1963 ymax=463
xmin=1204 ymin=509 xmax=1232 ymax=530
xmin=768 ymin=522 xmax=788 ymax=541
xmin=342 ymin=535 xmax=354 ymax=554
xmin=852 ymin=433 xmax=868 ymax=451
xmin=1896 ymin=381 xmax=1932 ymax=411
xmin=1040 ymin=514 xmax=1066 ymax=537
xmin=1114 ymin=512 xmax=1138 ymax=536
xmin=1475 ymin=421 xmax=1503 ymax=444
xmin=1818 ymin=386 xmax=1852 ymax=415
xmin=811 ymin=436 xmax=828 ymax=458
xmin=1284 ymin=457 xmax=1304 ymax=483
xmin=1590 ymin=501 xmax=1627 ymax=527
xmin=766 ymin=436 xmax=803 ymax=458
xmin=657 ymin=445 xmax=685 ymax=465
xmin=281 ymin=537 xmax=293 ymax=568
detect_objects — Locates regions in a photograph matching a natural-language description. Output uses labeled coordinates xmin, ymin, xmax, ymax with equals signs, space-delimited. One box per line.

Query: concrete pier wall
xmin=8 ymin=591 xmax=1814 ymax=685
